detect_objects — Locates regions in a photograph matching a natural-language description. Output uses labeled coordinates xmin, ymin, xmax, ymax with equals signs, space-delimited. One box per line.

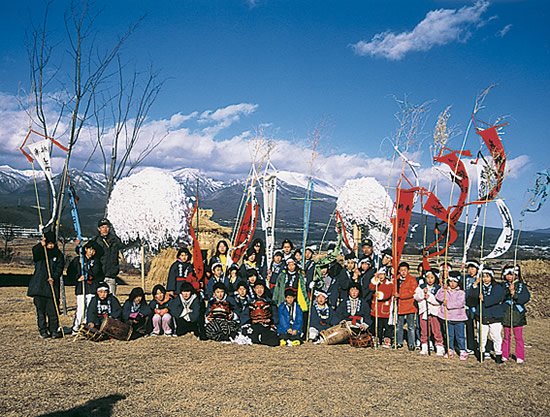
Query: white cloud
xmin=497 ymin=24 xmax=512 ymax=37
xmin=351 ymin=0 xmax=489 ymax=60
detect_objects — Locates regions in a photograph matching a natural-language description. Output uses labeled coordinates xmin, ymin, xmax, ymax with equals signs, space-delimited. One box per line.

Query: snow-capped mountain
xmin=276 ymin=170 xmax=339 ymax=197
xmin=0 ymin=165 xmax=43 ymax=193
xmin=171 ymin=167 xmax=225 ymax=198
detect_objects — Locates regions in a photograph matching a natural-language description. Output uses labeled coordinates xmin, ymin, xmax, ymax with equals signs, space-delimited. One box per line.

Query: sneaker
xmin=484 ymin=352 xmax=491 ymax=359
xmin=291 ymin=340 xmax=301 ymax=346
xmin=444 ymin=349 xmax=455 ymax=359
xmin=516 ymin=358 xmax=524 ymax=364
xmin=460 ymin=351 xmax=468 ymax=361
xmin=420 ymin=344 xmax=428 ymax=355
xmin=465 ymin=349 xmax=475 ymax=355
xmin=436 ymin=345 xmax=445 ymax=356
xmin=429 ymin=341 xmax=434 ymax=351
xmin=150 ymin=332 xmax=160 ymax=337
xmin=51 ymin=332 xmax=62 ymax=339
xmin=415 ymin=340 xmax=421 ymax=349
xmin=495 ymin=354 xmax=503 ymax=364
xmin=396 ymin=344 xmax=403 ymax=349
xmin=171 ymin=334 xmax=178 ymax=337
xmin=164 ymin=333 xmax=172 ymax=337
xmin=39 ymin=331 xmax=50 ymax=339
xmin=408 ymin=345 xmax=415 ymax=352
xmin=502 ymin=356 xmax=508 ymax=361
xmin=280 ymin=339 xmax=287 ymax=346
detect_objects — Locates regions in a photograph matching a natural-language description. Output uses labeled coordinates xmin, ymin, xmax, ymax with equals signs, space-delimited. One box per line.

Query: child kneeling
xmin=278 ymin=289 xmax=303 ymax=346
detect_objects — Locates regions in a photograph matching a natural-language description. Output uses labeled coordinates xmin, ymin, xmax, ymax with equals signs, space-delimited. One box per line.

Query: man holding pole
xmin=92 ymin=218 xmax=124 ymax=296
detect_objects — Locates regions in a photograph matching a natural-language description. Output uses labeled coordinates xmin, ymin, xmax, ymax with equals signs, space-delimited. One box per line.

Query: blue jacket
xmin=121 ymin=300 xmax=152 ymax=322
xmin=309 ymin=302 xmax=337 ymax=331
xmin=168 ymin=293 xmax=202 ymax=323
xmin=206 ymin=275 xmax=230 ymax=298
xmin=467 ymin=283 xmax=505 ymax=321
xmin=278 ymin=301 xmax=303 ymax=335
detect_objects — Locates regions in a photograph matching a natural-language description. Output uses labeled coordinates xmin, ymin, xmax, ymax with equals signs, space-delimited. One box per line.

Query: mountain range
xmin=0 ymin=165 xmax=548 ymax=259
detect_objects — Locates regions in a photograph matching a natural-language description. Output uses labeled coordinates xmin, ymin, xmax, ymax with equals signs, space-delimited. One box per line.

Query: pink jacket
xmin=435 ymin=288 xmax=467 ymax=321
xmin=414 ymin=286 xmax=440 ymax=319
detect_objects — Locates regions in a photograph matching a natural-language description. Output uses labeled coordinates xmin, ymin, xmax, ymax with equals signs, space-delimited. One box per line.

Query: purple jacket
xmin=435 ymin=288 xmax=467 ymax=321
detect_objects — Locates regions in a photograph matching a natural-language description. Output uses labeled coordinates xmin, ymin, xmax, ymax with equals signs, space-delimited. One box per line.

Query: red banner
xmin=473 ymin=124 xmax=507 ymax=202
xmin=231 ymin=202 xmax=259 ymax=263
xmin=189 ymin=202 xmax=204 ymax=285
xmin=420 ymin=191 xmax=458 ymax=258
xmin=392 ymin=187 xmax=419 ymax=273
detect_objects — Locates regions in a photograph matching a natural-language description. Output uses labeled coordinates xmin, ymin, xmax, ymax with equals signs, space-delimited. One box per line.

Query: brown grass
xmin=1 ymin=272 xmax=549 ymax=417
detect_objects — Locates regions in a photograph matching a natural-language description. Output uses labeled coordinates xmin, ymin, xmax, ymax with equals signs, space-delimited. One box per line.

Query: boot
xmin=436 ymin=345 xmax=445 ymax=356
xmin=495 ymin=354 xmax=503 ymax=364
xmin=420 ymin=343 xmax=428 ymax=355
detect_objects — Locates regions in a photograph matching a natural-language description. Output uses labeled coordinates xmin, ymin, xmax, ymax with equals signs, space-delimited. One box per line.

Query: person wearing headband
xmin=86 ymin=281 xmax=122 ymax=328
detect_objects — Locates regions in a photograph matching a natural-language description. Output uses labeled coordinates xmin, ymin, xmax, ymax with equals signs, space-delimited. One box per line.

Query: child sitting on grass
xmin=122 ymin=287 xmax=152 ymax=339
xmin=278 ymin=288 xmax=303 ymax=346
xmin=149 ymin=284 xmax=173 ymax=336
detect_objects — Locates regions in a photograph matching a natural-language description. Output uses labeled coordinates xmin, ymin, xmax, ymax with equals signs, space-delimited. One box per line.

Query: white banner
xmin=262 ymin=174 xmax=277 ymax=267
xmin=27 ymin=139 xmax=57 ymax=230
xmin=482 ymin=198 xmax=514 ymax=260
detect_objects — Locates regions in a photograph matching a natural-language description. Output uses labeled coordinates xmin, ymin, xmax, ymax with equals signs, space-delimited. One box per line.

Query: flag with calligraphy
xmin=520 ymin=170 xmax=550 ymax=220
xmin=189 ymin=201 xmax=205 ymax=286
xmin=472 ymin=124 xmax=507 ymax=203
xmin=481 ymin=198 xmax=514 ymax=260
xmin=391 ymin=186 xmax=419 ymax=271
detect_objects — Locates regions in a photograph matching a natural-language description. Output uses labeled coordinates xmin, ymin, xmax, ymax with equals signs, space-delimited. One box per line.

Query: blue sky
xmin=0 ymin=0 xmax=549 ymax=230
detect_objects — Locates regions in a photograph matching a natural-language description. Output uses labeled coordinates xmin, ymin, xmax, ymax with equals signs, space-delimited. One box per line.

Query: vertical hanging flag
xmin=231 ymin=188 xmax=259 ymax=264
xmin=474 ymin=124 xmax=507 ymax=202
xmin=481 ymin=198 xmax=514 ymax=260
xmin=391 ymin=186 xmax=419 ymax=269
xmin=262 ymin=173 xmax=277 ymax=268
xmin=189 ymin=202 xmax=204 ymax=285
xmin=520 ymin=170 xmax=550 ymax=219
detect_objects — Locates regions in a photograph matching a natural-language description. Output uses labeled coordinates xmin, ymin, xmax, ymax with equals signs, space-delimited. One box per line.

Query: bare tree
xmin=22 ymin=1 xmax=164 ymax=231
xmin=0 ymin=224 xmax=18 ymax=253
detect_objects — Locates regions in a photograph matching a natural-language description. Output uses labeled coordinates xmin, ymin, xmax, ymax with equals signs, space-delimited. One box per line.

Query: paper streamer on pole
xmin=473 ymin=124 xmax=507 ymax=203
xmin=27 ymin=139 xmax=57 ymax=231
xmin=520 ymin=170 xmax=550 ymax=220
xmin=481 ymin=198 xmax=514 ymax=260
xmin=261 ymin=173 xmax=277 ymax=268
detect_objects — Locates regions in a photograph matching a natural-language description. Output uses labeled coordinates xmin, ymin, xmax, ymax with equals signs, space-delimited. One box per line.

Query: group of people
xmin=28 ymin=218 xmax=530 ymax=363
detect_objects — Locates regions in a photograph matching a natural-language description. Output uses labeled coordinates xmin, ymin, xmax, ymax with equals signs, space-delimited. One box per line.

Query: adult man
xmin=92 ymin=218 xmax=124 ymax=295
xmin=359 ymin=239 xmax=379 ymax=270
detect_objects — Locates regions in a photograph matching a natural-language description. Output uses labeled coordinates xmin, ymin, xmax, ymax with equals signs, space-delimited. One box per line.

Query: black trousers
xmin=33 ymin=296 xmax=59 ymax=334
xmin=249 ymin=323 xmax=280 ymax=346
xmin=373 ymin=317 xmax=394 ymax=342
xmin=175 ymin=318 xmax=203 ymax=338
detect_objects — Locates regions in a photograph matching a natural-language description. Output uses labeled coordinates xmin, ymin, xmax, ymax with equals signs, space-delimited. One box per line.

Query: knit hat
xmin=44 ymin=231 xmax=56 ymax=244
xmin=97 ymin=218 xmax=111 ymax=228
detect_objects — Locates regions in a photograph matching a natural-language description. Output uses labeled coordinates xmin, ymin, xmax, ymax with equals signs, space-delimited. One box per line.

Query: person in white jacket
xmin=414 ymin=270 xmax=444 ymax=355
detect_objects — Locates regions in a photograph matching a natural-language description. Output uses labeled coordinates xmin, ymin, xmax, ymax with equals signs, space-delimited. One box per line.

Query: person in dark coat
xmin=240 ymin=280 xmax=280 ymax=346
xmin=239 ymin=247 xmax=260 ymax=281
xmin=313 ymin=263 xmax=341 ymax=309
xmin=251 ymin=238 xmax=267 ymax=279
xmin=67 ymin=240 xmax=104 ymax=334
xmin=92 ymin=218 xmax=124 ymax=295
xmin=122 ymin=287 xmax=153 ymax=339
xmin=208 ymin=240 xmax=233 ymax=276
xmin=204 ymin=283 xmax=239 ymax=342
xmin=359 ymin=239 xmax=380 ymax=270
xmin=303 ymin=246 xmax=316 ymax=289
xmin=335 ymin=282 xmax=371 ymax=331
xmin=233 ymin=281 xmax=253 ymax=326
xmin=308 ymin=290 xmax=337 ymax=342
xmin=206 ymin=262 xmax=229 ymax=298
xmin=27 ymin=231 xmax=65 ymax=339
xmin=268 ymin=250 xmax=285 ymax=289
xmin=86 ymin=282 xmax=122 ymax=328
xmin=169 ymin=282 xmax=203 ymax=338
xmin=501 ymin=264 xmax=531 ymax=363
xmin=166 ymin=247 xmax=198 ymax=295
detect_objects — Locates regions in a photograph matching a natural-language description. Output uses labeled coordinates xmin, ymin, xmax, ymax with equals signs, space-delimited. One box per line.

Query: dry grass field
xmin=1 ymin=269 xmax=549 ymax=417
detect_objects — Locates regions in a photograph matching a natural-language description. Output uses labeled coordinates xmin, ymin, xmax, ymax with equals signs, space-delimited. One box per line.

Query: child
xmin=395 ymin=262 xmax=418 ymax=350
xmin=149 ymin=284 xmax=173 ymax=336
xmin=303 ymin=246 xmax=316 ymax=287
xmin=294 ymin=249 xmax=303 ymax=269
xmin=86 ymin=281 xmax=122 ymax=328
xmin=209 ymin=240 xmax=233 ymax=275
xmin=501 ymin=264 xmax=530 ymax=363
xmin=239 ymin=248 xmax=259 ymax=281
xmin=27 ymin=231 xmax=65 ymax=339
xmin=226 ymin=264 xmax=240 ymax=294
xmin=206 ymin=262 xmax=229 ymax=298
xmin=233 ymin=281 xmax=253 ymax=326
xmin=281 ymin=239 xmax=294 ymax=262
xmin=463 ymin=259 xmax=480 ymax=354
xmin=436 ymin=275 xmax=467 ymax=360
xmin=166 ymin=247 xmax=197 ymax=295
xmin=205 ymin=283 xmax=239 ymax=342
xmin=467 ymin=267 xmax=505 ymax=363
xmin=278 ymin=289 xmax=303 ymax=346
xmin=369 ymin=272 xmax=394 ymax=348
xmin=169 ymin=281 xmax=203 ymax=338
xmin=308 ymin=290 xmax=337 ymax=342
xmin=68 ymin=240 xmax=104 ymax=335
xmin=314 ymin=264 xmax=341 ymax=309
xmin=414 ymin=269 xmax=444 ymax=355
xmin=122 ymin=287 xmax=152 ymax=339
xmin=241 ymin=280 xmax=280 ymax=346
xmin=336 ymin=282 xmax=371 ymax=332
xmin=251 ymin=238 xmax=267 ymax=278
xmin=273 ymin=257 xmax=301 ymax=305
xmin=268 ymin=250 xmax=285 ymax=289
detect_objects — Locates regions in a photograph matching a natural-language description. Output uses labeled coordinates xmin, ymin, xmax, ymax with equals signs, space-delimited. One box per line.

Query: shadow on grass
xmin=37 ymin=394 xmax=126 ymax=417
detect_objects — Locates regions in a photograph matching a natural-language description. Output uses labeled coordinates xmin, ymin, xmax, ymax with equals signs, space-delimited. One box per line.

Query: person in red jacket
xmin=369 ymin=271 xmax=394 ymax=347
xmin=395 ymin=262 xmax=418 ymax=350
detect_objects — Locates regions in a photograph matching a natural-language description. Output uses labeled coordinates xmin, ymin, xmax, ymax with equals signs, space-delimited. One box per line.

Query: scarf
xmin=347 ymin=297 xmax=360 ymax=316
xmin=314 ymin=302 xmax=330 ymax=321
xmin=97 ymin=298 xmax=112 ymax=317
xmin=180 ymin=293 xmax=197 ymax=320
xmin=286 ymin=302 xmax=296 ymax=325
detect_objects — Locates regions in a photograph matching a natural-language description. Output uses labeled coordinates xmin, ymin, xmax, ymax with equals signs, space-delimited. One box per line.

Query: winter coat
xmin=168 ymin=293 xmax=202 ymax=323
xmin=27 ymin=243 xmax=64 ymax=299
xmin=502 ymin=281 xmax=530 ymax=328
xmin=206 ymin=275 xmax=230 ymax=298
xmin=234 ymin=294 xmax=253 ymax=325
xmin=166 ymin=260 xmax=198 ymax=293
xmin=208 ymin=253 xmax=233 ymax=274
xmin=92 ymin=232 xmax=124 ymax=278
xmin=369 ymin=277 xmax=394 ymax=319
xmin=303 ymin=259 xmax=316 ymax=288
xmin=335 ymin=296 xmax=372 ymax=327
xmin=269 ymin=261 xmax=285 ymax=288
xmin=309 ymin=302 xmax=337 ymax=331
xmin=86 ymin=294 xmax=122 ymax=326
xmin=277 ymin=301 xmax=303 ymax=334
xmin=467 ymin=283 xmax=505 ymax=321
xmin=121 ymin=300 xmax=153 ymax=322
xmin=435 ymin=288 xmax=467 ymax=321
xmin=67 ymin=254 xmax=104 ymax=296
xmin=414 ymin=283 xmax=441 ymax=319
xmin=315 ymin=273 xmax=341 ymax=309
xmin=149 ymin=297 xmax=171 ymax=314
xmin=395 ymin=274 xmax=418 ymax=315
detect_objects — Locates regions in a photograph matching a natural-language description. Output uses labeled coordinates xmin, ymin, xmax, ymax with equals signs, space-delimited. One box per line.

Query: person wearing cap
xmin=166 ymin=247 xmax=198 ymax=296
xmin=169 ymin=281 xmax=203 ymax=338
xmin=277 ymin=288 xmax=303 ymax=346
xmin=28 ymin=231 xmax=65 ymax=339
xmin=86 ymin=281 xmax=122 ymax=328
xmin=369 ymin=271 xmax=395 ymax=348
xmin=335 ymin=282 xmax=371 ymax=331
xmin=395 ymin=262 xmax=418 ymax=350
xmin=463 ymin=259 xmax=481 ymax=354
xmin=379 ymin=248 xmax=394 ymax=278
xmin=413 ymin=269 xmax=444 ymax=355
xmin=359 ymin=239 xmax=379 ymax=270
xmin=436 ymin=274 xmax=468 ymax=360
xmin=268 ymin=250 xmax=285 ymax=289
xmin=92 ymin=218 xmax=124 ymax=295
xmin=308 ymin=290 xmax=337 ymax=342
xmin=501 ymin=264 xmax=530 ymax=363
xmin=467 ymin=267 xmax=505 ymax=363
xmin=206 ymin=262 xmax=229 ymax=298
xmin=67 ymin=240 xmax=104 ymax=335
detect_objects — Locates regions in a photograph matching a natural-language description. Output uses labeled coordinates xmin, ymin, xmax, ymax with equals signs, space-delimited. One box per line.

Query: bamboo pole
xmin=141 ymin=243 xmax=145 ymax=292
